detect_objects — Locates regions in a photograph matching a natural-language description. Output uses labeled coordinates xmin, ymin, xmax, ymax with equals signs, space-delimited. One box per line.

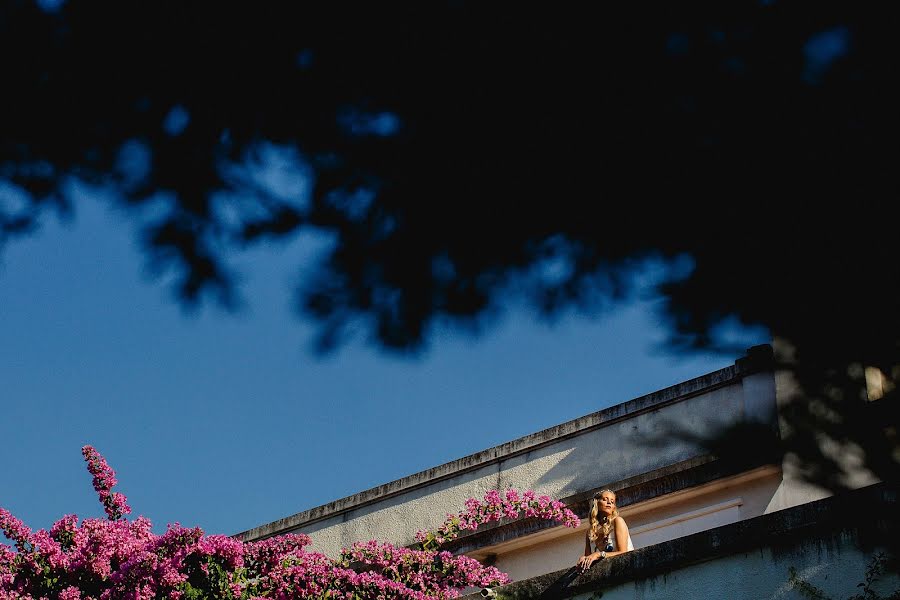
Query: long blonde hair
xmin=588 ymin=489 xmax=618 ymax=546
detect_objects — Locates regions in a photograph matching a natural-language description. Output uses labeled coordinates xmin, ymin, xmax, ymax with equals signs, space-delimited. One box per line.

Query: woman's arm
xmin=577 ymin=531 xmax=599 ymax=571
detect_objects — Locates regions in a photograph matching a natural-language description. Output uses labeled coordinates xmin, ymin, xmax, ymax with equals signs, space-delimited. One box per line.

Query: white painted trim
xmin=629 ymin=498 xmax=744 ymax=536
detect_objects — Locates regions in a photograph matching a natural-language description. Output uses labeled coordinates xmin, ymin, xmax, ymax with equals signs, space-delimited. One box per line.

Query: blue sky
xmin=1 ymin=190 xmax=767 ymax=542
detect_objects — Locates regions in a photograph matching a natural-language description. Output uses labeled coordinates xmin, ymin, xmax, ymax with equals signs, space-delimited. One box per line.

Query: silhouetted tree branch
xmin=1 ymin=1 xmax=897 ymax=487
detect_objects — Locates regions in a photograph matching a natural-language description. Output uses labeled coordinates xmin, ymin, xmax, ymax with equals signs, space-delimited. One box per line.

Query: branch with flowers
xmin=415 ymin=488 xmax=581 ymax=552
xmin=81 ymin=445 xmax=132 ymax=522
xmin=1 ymin=447 xmax=580 ymax=599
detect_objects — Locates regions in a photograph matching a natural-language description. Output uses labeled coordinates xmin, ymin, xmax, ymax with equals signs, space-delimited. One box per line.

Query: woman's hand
xmin=577 ymin=551 xmax=601 ymax=573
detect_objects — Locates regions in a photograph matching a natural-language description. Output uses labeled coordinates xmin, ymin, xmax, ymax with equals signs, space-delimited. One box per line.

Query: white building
xmin=236 ymin=345 xmax=896 ymax=598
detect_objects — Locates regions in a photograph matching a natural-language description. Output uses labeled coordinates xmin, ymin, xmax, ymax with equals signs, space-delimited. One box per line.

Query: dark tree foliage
xmin=1 ymin=2 xmax=897 ymax=486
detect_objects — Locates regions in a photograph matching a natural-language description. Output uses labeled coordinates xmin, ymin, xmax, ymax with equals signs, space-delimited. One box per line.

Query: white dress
xmin=596 ymin=520 xmax=635 ymax=552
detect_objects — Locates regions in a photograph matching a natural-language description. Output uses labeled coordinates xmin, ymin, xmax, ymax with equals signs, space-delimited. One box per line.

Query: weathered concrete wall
xmin=237 ymin=349 xmax=778 ymax=563
xmin=578 ymin=539 xmax=894 ymax=600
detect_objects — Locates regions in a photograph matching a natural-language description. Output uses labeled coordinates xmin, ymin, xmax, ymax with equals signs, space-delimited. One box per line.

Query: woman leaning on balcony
xmin=577 ymin=489 xmax=634 ymax=573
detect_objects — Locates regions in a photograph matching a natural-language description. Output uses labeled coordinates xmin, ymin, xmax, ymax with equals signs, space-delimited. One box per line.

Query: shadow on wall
xmin=530 ymin=383 xmax=748 ymax=496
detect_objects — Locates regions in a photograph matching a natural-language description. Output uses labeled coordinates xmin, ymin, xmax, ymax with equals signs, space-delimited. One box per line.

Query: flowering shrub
xmin=1 ymin=447 xmax=581 ymax=599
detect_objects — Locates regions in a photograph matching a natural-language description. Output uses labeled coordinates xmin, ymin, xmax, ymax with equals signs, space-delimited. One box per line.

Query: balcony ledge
xmin=462 ymin=481 xmax=897 ymax=600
